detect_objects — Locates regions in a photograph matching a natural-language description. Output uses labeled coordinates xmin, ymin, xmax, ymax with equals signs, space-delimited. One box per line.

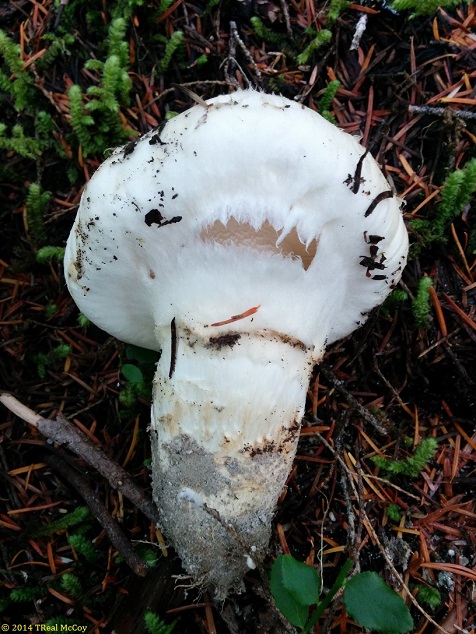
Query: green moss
xmin=416 ymin=584 xmax=442 ymax=608
xmin=26 ymin=183 xmax=51 ymax=246
xmin=381 ymin=289 xmax=409 ymax=317
xmin=439 ymin=158 xmax=476 ymax=224
xmin=411 ymin=159 xmax=476 ymax=253
xmin=67 ymin=17 xmax=135 ymax=156
xmin=61 ymin=573 xmax=84 ymax=601
xmin=34 ymin=343 xmax=72 ymax=378
xmin=297 ymin=30 xmax=332 ymax=66
xmin=372 ymin=438 xmax=438 ymax=478
xmin=36 ymin=246 xmax=66 ymax=264
xmin=386 ymin=504 xmax=402 ymax=522
xmin=144 ymin=611 xmax=176 ymax=634
xmin=68 ymin=534 xmax=98 ymax=563
xmin=327 ymin=0 xmax=351 ymax=23
xmin=157 ymin=31 xmax=185 ymax=74
xmin=36 ymin=32 xmax=76 ymax=71
xmin=412 ymin=276 xmax=433 ymax=330
xmin=389 ymin=0 xmax=470 ymax=18
xmin=0 ymin=123 xmax=45 ymax=160
xmin=251 ymin=16 xmax=288 ymax=45
xmin=0 ymin=29 xmax=35 ymax=111
xmin=10 ymin=586 xmax=44 ymax=603
xmin=28 ymin=507 xmax=90 ymax=537
xmin=318 ymin=80 xmax=341 ymax=123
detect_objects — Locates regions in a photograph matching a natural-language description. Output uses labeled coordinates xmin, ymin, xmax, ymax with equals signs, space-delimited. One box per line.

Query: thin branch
xmin=0 ymin=392 xmax=161 ymax=527
xmin=318 ymin=366 xmax=388 ymax=436
xmin=408 ymin=104 xmax=476 ymax=121
xmin=44 ymin=453 xmax=149 ymax=577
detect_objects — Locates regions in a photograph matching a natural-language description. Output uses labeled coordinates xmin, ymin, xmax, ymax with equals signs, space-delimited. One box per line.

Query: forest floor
xmin=1 ymin=1 xmax=475 ymax=633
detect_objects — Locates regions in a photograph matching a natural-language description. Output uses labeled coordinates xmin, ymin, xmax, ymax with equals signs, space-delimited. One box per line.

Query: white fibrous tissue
xmin=178 ymin=487 xmax=204 ymax=507
xmin=245 ymin=555 xmax=256 ymax=570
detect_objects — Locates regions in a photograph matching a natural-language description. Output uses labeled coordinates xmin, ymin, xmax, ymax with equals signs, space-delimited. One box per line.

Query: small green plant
xmin=296 ymin=29 xmax=332 ymax=66
xmin=34 ymin=343 xmax=72 ymax=379
xmin=270 ymin=555 xmax=413 ymax=633
xmin=387 ymin=503 xmax=402 ymax=522
xmin=411 ymin=159 xmax=476 ymax=246
xmin=156 ymin=0 xmax=175 ymax=16
xmin=111 ymin=0 xmax=146 ymax=20
xmin=25 ymin=183 xmax=51 ymax=246
xmin=36 ymin=32 xmax=76 ymax=71
xmin=0 ymin=29 xmax=35 ymax=111
xmin=389 ymin=0 xmax=470 ymax=18
xmin=0 ymin=123 xmax=43 ymax=160
xmin=68 ymin=83 xmax=96 ymax=151
xmin=438 ymin=158 xmax=476 ymax=226
xmin=0 ymin=111 xmax=57 ymax=165
xmin=77 ymin=313 xmax=91 ymax=328
xmin=144 ymin=610 xmax=176 ymax=634
xmin=68 ymin=18 xmax=134 ymax=156
xmin=68 ymin=533 xmax=98 ymax=563
xmin=250 ymin=16 xmax=288 ymax=45
xmin=318 ymin=80 xmax=341 ymax=123
xmin=105 ymin=16 xmax=131 ymax=67
xmin=119 ymin=345 xmax=160 ymax=410
xmin=119 ymin=364 xmax=151 ymax=408
xmin=28 ymin=506 xmax=90 ymax=537
xmin=372 ymin=437 xmax=438 ymax=478
xmin=416 ymin=584 xmax=442 ymax=608
xmin=382 ymin=289 xmax=409 ymax=317
xmin=44 ymin=303 xmax=58 ymax=319
xmin=137 ymin=546 xmax=159 ymax=568
xmin=412 ymin=276 xmax=433 ymax=329
xmin=327 ymin=0 xmax=351 ymax=23
xmin=9 ymin=586 xmax=45 ymax=603
xmin=61 ymin=573 xmax=84 ymax=601
xmin=157 ymin=30 xmax=185 ymax=74
xmin=36 ymin=246 xmax=66 ymax=264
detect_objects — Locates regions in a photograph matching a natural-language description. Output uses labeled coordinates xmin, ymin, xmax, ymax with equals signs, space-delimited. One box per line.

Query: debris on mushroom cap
xmin=64 ymin=89 xmax=408 ymax=597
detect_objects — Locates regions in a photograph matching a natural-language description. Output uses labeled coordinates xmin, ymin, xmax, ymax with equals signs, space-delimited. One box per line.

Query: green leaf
xmin=270 ymin=555 xmax=320 ymax=628
xmin=343 ymin=572 xmax=413 ymax=633
xmin=125 ymin=344 xmax=158 ymax=364
xmin=122 ymin=363 xmax=144 ymax=384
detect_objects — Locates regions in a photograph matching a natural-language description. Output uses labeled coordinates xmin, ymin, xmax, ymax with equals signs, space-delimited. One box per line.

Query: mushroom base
xmin=150 ymin=430 xmax=300 ymax=598
xmin=149 ymin=327 xmax=315 ymax=598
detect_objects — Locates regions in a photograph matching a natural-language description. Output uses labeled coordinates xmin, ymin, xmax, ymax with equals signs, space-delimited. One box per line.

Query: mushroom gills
xmin=200 ymin=218 xmax=318 ymax=270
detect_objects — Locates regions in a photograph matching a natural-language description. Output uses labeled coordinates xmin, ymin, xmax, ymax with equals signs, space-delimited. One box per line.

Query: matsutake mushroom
xmin=64 ymin=89 xmax=408 ymax=598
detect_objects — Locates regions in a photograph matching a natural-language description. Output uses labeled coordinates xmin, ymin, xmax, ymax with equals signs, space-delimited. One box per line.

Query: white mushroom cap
xmin=65 ymin=89 xmax=408 ymax=359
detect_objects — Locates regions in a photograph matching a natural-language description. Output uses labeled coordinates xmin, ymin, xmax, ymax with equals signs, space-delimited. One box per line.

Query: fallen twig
xmin=318 ymin=366 xmax=388 ymax=436
xmin=44 ymin=452 xmax=149 ymax=577
xmin=408 ymin=105 xmax=476 ymax=121
xmin=0 ymin=392 xmax=161 ymax=527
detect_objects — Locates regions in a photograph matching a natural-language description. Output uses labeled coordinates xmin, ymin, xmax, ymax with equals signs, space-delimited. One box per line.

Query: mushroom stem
xmin=150 ymin=324 xmax=315 ymax=597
